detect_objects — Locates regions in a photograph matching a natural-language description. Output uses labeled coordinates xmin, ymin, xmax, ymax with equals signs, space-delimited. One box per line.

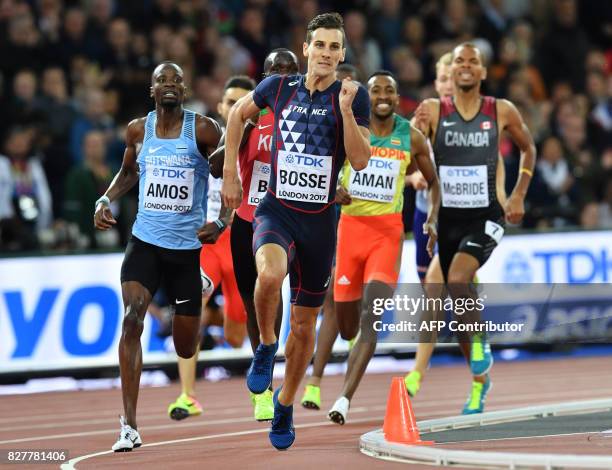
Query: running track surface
xmin=0 ymin=356 xmax=610 ymax=469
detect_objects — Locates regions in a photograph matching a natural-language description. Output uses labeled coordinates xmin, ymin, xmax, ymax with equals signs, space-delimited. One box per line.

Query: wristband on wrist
xmin=95 ymin=195 xmax=110 ymax=208
xmin=213 ymin=219 xmax=227 ymax=231
xmin=519 ymin=167 xmax=533 ymax=177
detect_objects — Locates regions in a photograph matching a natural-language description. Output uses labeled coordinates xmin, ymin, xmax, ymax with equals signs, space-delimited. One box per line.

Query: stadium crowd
xmin=0 ymin=0 xmax=609 ymax=252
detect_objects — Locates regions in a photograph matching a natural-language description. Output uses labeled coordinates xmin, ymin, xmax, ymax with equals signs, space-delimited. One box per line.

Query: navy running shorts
xmin=252 ymin=196 xmax=337 ymax=307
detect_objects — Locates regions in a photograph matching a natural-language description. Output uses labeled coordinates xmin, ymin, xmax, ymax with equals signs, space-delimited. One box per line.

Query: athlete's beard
xmin=159 ymin=100 xmax=181 ymax=109
xmin=372 ymin=110 xmax=394 ymax=120
xmin=457 ymin=83 xmax=478 ymax=93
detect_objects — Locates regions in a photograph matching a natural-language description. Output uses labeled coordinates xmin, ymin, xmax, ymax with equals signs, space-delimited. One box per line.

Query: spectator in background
xmin=151 ymin=0 xmax=184 ymax=29
xmin=430 ymin=0 xmax=475 ymax=42
xmin=0 ymin=0 xmax=607 ymax=240
xmin=558 ymin=113 xmax=603 ymax=201
xmin=537 ymin=0 xmax=590 ymax=93
xmin=36 ymin=0 xmax=63 ymax=44
xmin=490 ymin=36 xmax=546 ymax=102
xmin=69 ymin=88 xmax=114 ymax=163
xmin=476 ymin=0 xmax=509 ymax=55
xmin=57 ymin=7 xmax=102 ymax=71
xmin=63 ymin=130 xmax=120 ymax=248
xmin=0 ymin=126 xmax=52 ymax=251
xmin=579 ymin=201 xmax=600 ymax=229
xmin=401 ymin=16 xmax=429 ymax=71
xmin=235 ymin=7 xmax=269 ymax=77
xmin=393 ymin=51 xmax=422 ymax=116
xmin=8 ymin=69 xmax=46 ymax=132
xmin=343 ymin=10 xmax=382 ymax=79
xmin=100 ymin=18 xmax=143 ymax=122
xmin=0 ymin=8 xmax=44 ymax=83
xmin=531 ymin=135 xmax=580 ymax=227
xmin=34 ymin=66 xmax=77 ymax=217
xmin=372 ymin=0 xmax=403 ymax=53
xmin=86 ymin=0 xmax=115 ymax=40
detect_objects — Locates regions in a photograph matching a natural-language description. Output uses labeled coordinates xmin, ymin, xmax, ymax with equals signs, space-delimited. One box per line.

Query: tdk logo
xmin=447 ymin=168 xmax=479 ymax=177
xmin=158 ymin=168 xmax=187 ymax=178
xmin=291 ymin=155 xmax=323 ymax=167
xmin=503 ymin=248 xmax=612 ymax=283
xmin=261 ymin=165 xmax=270 ymax=174
xmin=153 ymin=168 xmax=159 ymax=176
xmin=369 ymin=159 xmax=393 ymax=170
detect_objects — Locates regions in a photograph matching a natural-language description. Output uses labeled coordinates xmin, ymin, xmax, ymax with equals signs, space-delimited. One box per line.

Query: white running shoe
xmin=112 ymin=416 xmax=142 ymax=452
xmin=328 ymin=396 xmax=349 ymax=425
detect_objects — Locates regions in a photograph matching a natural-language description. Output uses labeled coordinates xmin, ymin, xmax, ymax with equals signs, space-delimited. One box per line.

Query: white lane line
xmin=2 ymin=388 xmax=604 ymax=435
xmin=60 ymin=416 xmax=382 ymax=470
xmin=0 ymin=406 xmax=386 ymax=445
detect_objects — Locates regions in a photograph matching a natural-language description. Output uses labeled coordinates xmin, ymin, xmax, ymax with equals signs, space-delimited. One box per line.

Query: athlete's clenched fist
xmin=339 ymin=78 xmax=359 ymax=114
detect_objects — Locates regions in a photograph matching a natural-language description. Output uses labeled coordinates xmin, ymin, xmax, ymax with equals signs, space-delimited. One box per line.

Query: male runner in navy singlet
xmin=222 ymin=13 xmax=370 ymax=450
xmin=94 ymin=62 xmax=221 ymax=452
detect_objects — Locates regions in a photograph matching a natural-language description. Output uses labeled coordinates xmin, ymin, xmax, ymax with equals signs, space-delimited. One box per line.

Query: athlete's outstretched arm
xmin=94 ymin=119 xmax=143 ymax=230
xmin=498 ymin=99 xmax=536 ymax=224
xmin=222 ymin=92 xmax=261 ymax=208
xmin=411 ymin=125 xmax=440 ymax=256
xmin=339 ymin=79 xmax=370 ymax=170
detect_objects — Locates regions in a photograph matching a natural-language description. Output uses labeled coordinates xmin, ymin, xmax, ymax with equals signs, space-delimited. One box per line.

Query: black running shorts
xmin=121 ymin=235 xmax=202 ymax=316
xmin=437 ymin=214 xmax=505 ymax=282
xmin=230 ymin=213 xmax=258 ymax=300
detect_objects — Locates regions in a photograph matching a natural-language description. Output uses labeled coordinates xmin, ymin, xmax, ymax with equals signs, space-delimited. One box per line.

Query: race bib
xmin=143 ymin=165 xmax=194 ymax=213
xmin=348 ymin=157 xmax=399 ymax=203
xmin=485 ymin=220 xmax=504 ymax=244
xmin=276 ymin=150 xmax=332 ymax=203
xmin=440 ymin=165 xmax=489 ymax=208
xmin=248 ymin=160 xmax=270 ymax=206
xmin=206 ymin=175 xmax=222 ymax=221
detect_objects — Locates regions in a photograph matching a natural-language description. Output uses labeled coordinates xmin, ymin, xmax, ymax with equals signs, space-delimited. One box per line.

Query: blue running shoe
xmin=470 ymin=333 xmax=493 ymax=376
xmin=247 ymin=341 xmax=278 ymax=394
xmin=462 ymin=375 xmax=492 ymax=415
xmin=269 ymin=388 xmax=295 ymax=450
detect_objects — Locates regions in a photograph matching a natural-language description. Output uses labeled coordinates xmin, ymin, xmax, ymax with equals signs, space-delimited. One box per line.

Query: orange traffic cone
xmin=383 ymin=377 xmax=434 ymax=445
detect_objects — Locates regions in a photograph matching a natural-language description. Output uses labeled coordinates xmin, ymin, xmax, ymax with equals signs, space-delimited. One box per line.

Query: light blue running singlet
xmin=132 ymin=110 xmax=209 ymax=249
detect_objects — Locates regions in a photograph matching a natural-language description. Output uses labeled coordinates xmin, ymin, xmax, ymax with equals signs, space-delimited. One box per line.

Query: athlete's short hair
xmin=367 ymin=70 xmax=398 ymax=90
xmin=306 ymin=12 xmax=345 ymax=46
xmin=223 ymin=75 xmax=256 ymax=92
xmin=451 ymin=43 xmax=486 ymax=67
xmin=367 ymin=70 xmax=395 ymax=82
xmin=336 ymin=63 xmax=360 ymax=82
xmin=435 ymin=53 xmax=453 ymax=74
xmin=263 ymin=48 xmax=299 ymax=75
xmin=151 ymin=61 xmax=183 ymax=80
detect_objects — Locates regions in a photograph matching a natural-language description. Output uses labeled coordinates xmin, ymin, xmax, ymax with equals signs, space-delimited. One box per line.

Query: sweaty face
xmin=368 ymin=75 xmax=399 ymax=119
xmin=434 ymin=64 xmax=454 ymax=97
xmin=217 ymin=87 xmax=251 ymax=123
xmin=265 ymin=52 xmax=299 ymax=77
xmin=151 ymin=65 xmax=185 ymax=108
xmin=303 ymin=28 xmax=345 ymax=79
xmin=451 ymin=46 xmax=486 ymax=92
